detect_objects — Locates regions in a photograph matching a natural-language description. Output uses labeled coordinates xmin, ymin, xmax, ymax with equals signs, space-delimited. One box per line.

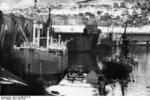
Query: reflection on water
xmin=68 ymin=52 xmax=98 ymax=73
xmin=69 ymin=46 xmax=150 ymax=96
xmin=105 ymin=46 xmax=150 ymax=96
xmin=123 ymin=46 xmax=150 ymax=96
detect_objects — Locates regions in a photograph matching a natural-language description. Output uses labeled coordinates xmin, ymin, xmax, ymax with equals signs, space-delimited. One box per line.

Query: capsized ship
xmin=0 ymin=10 xmax=68 ymax=85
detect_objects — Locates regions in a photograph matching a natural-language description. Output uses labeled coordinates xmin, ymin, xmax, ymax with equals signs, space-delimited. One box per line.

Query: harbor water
xmin=104 ymin=46 xmax=150 ymax=96
xmin=67 ymin=45 xmax=150 ymax=96
xmin=1 ymin=45 xmax=150 ymax=96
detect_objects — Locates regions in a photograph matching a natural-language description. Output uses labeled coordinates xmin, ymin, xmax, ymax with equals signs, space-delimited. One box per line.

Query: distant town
xmin=1 ymin=0 xmax=150 ymax=27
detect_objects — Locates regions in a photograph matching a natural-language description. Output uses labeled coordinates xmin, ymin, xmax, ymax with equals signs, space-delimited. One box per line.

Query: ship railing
xmin=48 ymin=48 xmax=67 ymax=56
xmin=36 ymin=47 xmax=49 ymax=51
xmin=39 ymin=37 xmax=47 ymax=39
xmin=49 ymin=46 xmax=67 ymax=53
xmin=48 ymin=42 xmax=67 ymax=49
xmin=14 ymin=42 xmax=39 ymax=50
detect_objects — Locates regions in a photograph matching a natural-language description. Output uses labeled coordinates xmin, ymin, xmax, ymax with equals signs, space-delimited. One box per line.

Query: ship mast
xmin=120 ymin=21 xmax=128 ymax=60
xmin=47 ymin=7 xmax=53 ymax=34
xmin=46 ymin=7 xmax=54 ymax=48
xmin=34 ymin=0 xmax=38 ymax=20
xmin=49 ymin=8 xmax=52 ymax=30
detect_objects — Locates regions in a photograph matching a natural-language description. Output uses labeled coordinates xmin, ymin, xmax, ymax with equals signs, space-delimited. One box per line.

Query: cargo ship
xmin=0 ymin=9 xmax=68 ymax=86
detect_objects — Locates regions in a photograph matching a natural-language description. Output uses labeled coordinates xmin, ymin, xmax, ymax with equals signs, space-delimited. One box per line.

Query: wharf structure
xmin=52 ymin=25 xmax=150 ymax=45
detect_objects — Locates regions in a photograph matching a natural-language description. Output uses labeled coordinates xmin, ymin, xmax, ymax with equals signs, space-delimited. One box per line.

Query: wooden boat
xmin=101 ymin=22 xmax=138 ymax=80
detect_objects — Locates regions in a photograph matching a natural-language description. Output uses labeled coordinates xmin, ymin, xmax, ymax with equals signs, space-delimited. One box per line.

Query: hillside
xmin=1 ymin=0 xmax=150 ymax=27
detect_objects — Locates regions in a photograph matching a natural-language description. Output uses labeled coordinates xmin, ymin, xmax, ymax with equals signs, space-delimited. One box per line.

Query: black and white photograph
xmin=0 ymin=0 xmax=150 ymax=96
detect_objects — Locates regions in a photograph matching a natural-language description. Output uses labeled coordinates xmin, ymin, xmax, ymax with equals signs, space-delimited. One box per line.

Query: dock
xmin=52 ymin=25 xmax=150 ymax=34
xmin=53 ymin=25 xmax=150 ymax=45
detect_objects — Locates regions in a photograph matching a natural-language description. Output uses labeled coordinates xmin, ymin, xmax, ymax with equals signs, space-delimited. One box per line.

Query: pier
xmin=126 ymin=33 xmax=150 ymax=45
xmin=53 ymin=25 xmax=150 ymax=45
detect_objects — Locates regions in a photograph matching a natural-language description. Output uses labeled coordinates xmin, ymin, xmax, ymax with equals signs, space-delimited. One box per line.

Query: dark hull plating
xmin=2 ymin=48 xmax=68 ymax=75
xmin=102 ymin=61 xmax=133 ymax=80
xmin=67 ymin=34 xmax=99 ymax=52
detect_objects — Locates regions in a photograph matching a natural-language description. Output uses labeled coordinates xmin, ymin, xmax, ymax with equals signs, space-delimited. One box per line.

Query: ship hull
xmin=67 ymin=34 xmax=99 ymax=52
xmin=1 ymin=48 xmax=68 ymax=76
xmin=101 ymin=60 xmax=133 ymax=80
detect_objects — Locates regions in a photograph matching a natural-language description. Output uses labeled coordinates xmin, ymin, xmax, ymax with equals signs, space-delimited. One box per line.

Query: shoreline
xmin=53 ymin=25 xmax=150 ymax=34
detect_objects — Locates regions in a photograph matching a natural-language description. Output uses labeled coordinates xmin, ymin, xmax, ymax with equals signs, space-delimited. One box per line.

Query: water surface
xmin=68 ymin=46 xmax=150 ymax=96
